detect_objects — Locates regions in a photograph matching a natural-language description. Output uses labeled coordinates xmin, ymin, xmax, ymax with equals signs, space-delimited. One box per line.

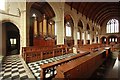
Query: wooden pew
xmin=40 ymin=51 xmax=90 ymax=80
xmin=22 ymin=45 xmax=72 ymax=63
xmin=55 ymin=49 xmax=106 ymax=79
xmin=78 ymin=43 xmax=103 ymax=52
xmin=22 ymin=46 xmax=53 ymax=61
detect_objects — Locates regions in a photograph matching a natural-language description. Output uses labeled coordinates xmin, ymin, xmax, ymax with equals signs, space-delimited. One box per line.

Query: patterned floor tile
xmin=28 ymin=53 xmax=77 ymax=79
xmin=1 ymin=55 xmax=29 ymax=80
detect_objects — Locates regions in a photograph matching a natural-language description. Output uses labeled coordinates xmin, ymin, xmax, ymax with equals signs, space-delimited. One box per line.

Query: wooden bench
xmin=78 ymin=44 xmax=103 ymax=52
xmin=22 ymin=46 xmax=53 ymax=62
xmin=55 ymin=49 xmax=106 ymax=79
xmin=22 ymin=45 xmax=72 ymax=63
xmin=40 ymin=51 xmax=90 ymax=80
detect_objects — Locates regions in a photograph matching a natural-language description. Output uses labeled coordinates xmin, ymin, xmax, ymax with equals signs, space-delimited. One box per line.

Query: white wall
xmin=0 ymin=1 xmax=26 ymax=56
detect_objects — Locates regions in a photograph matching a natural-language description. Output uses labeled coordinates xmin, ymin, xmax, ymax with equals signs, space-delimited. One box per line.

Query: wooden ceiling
xmin=66 ymin=2 xmax=120 ymax=26
xmin=31 ymin=2 xmax=55 ymax=20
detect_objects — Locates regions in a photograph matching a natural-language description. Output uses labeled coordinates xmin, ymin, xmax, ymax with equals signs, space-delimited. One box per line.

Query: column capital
xmin=43 ymin=14 xmax=46 ymax=19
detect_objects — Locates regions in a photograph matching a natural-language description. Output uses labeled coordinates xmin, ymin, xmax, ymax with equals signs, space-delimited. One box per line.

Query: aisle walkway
xmin=0 ymin=55 xmax=35 ymax=80
xmin=0 ymin=53 xmax=76 ymax=80
xmin=28 ymin=53 xmax=76 ymax=79
xmin=89 ymin=49 xmax=120 ymax=80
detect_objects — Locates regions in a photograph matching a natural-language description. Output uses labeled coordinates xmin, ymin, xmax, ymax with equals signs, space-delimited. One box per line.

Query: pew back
xmin=55 ymin=49 xmax=106 ymax=79
xmin=22 ymin=45 xmax=72 ymax=63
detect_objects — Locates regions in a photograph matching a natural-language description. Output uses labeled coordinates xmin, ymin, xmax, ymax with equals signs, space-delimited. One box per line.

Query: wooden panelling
xmin=40 ymin=51 xmax=90 ymax=80
xmin=55 ymin=49 xmax=106 ymax=79
xmin=33 ymin=38 xmax=55 ymax=47
xmin=22 ymin=45 xmax=72 ymax=63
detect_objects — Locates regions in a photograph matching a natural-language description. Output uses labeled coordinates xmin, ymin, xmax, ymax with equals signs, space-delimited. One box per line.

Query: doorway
xmin=2 ymin=22 xmax=20 ymax=56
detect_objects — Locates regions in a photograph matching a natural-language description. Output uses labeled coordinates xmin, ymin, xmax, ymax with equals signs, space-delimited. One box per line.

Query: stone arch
xmin=64 ymin=14 xmax=74 ymax=26
xmin=100 ymin=36 xmax=107 ymax=44
xmin=77 ymin=16 xmax=86 ymax=31
xmin=64 ymin=10 xmax=77 ymax=26
xmin=27 ymin=2 xmax=57 ymax=46
xmin=64 ymin=14 xmax=74 ymax=38
xmin=78 ymin=19 xmax=84 ymax=30
xmin=86 ymin=24 xmax=90 ymax=31
xmin=28 ymin=2 xmax=58 ymax=20
xmin=1 ymin=21 xmax=20 ymax=56
xmin=1 ymin=20 xmax=20 ymax=31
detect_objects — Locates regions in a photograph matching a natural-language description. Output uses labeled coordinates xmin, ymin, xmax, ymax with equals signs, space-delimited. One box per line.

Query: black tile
xmin=36 ymin=70 xmax=41 ymax=73
xmin=12 ymin=70 xmax=18 ymax=73
xmin=2 ymin=68 xmax=5 ymax=71
xmin=5 ymin=69 xmax=11 ymax=73
xmin=20 ymin=75 xmax=28 ymax=80
xmin=6 ymin=66 xmax=12 ymax=68
xmin=3 ymin=74 xmax=11 ymax=79
xmin=31 ymin=66 xmax=36 ymax=67
xmin=17 ymin=63 xmax=22 ymax=66
xmin=12 ymin=63 xmax=17 ymax=65
xmin=12 ymin=75 xmax=20 ymax=79
xmin=33 ymin=68 xmax=39 ymax=70
xmin=18 ymin=66 xmax=24 ymax=69
xmin=12 ymin=66 xmax=17 ymax=69
xmin=19 ymin=70 xmax=26 ymax=74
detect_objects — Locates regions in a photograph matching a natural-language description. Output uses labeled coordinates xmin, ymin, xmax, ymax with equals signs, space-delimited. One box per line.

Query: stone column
xmin=34 ymin=17 xmax=38 ymax=37
xmin=43 ymin=14 xmax=47 ymax=36
xmin=73 ymin=23 xmax=78 ymax=47
xmin=94 ymin=35 xmax=97 ymax=43
xmin=56 ymin=21 xmax=64 ymax=45
xmin=90 ymin=32 xmax=93 ymax=44
xmin=48 ymin=23 xmax=51 ymax=36
xmin=98 ymin=35 xmax=100 ymax=43
xmin=83 ymin=31 xmax=87 ymax=45
xmin=73 ymin=23 xmax=78 ymax=54
xmin=52 ymin=24 xmax=55 ymax=36
xmin=39 ymin=21 xmax=43 ymax=35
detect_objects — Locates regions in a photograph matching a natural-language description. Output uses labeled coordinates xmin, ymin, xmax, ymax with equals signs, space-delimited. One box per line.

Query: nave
xmin=1 ymin=1 xmax=120 ymax=80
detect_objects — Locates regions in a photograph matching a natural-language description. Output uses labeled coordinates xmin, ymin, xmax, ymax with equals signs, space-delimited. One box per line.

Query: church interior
xmin=0 ymin=1 xmax=120 ymax=80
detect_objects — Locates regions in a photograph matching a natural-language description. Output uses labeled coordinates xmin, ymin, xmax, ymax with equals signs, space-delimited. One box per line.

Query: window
xmin=77 ymin=32 xmax=80 ymax=40
xmin=106 ymin=19 xmax=119 ymax=33
xmin=87 ymin=34 xmax=90 ymax=40
xmin=86 ymin=31 xmax=90 ymax=40
xmin=112 ymin=38 xmax=114 ymax=42
xmin=66 ymin=22 xmax=71 ymax=37
xmin=115 ymin=38 xmax=117 ymax=42
xmin=10 ymin=38 xmax=16 ymax=45
xmin=109 ymin=38 xmax=111 ymax=42
xmin=55 ymin=23 xmax=57 ymax=36
xmin=0 ymin=0 xmax=5 ymax=10
xmin=104 ymin=38 xmax=106 ymax=42
xmin=82 ymin=32 xmax=84 ymax=40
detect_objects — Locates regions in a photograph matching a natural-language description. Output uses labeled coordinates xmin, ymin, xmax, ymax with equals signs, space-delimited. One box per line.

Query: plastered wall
xmin=0 ymin=1 xmax=26 ymax=56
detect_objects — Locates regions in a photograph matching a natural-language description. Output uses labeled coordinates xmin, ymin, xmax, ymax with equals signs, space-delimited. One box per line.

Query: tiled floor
xmin=0 ymin=55 xmax=34 ymax=80
xmin=1 ymin=50 xmax=120 ymax=80
xmin=28 ymin=53 xmax=76 ymax=80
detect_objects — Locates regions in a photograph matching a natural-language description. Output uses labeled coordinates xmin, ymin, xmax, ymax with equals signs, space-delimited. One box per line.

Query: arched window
xmin=77 ymin=32 xmax=80 ymax=40
xmin=0 ymin=0 xmax=5 ymax=10
xmin=55 ymin=23 xmax=57 ymax=36
xmin=66 ymin=22 xmax=71 ymax=37
xmin=87 ymin=32 xmax=90 ymax=40
xmin=82 ymin=32 xmax=84 ymax=40
xmin=106 ymin=19 xmax=119 ymax=33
